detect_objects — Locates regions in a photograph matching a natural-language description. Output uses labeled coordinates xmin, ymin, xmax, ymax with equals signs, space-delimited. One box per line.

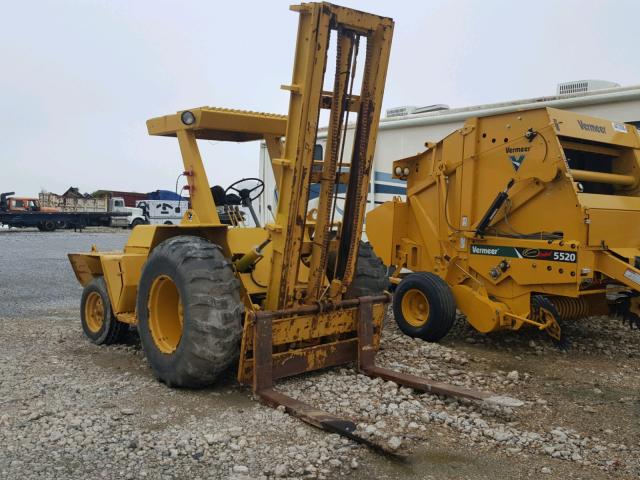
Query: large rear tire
xmin=80 ymin=277 xmax=127 ymax=345
xmin=393 ymin=272 xmax=456 ymax=342
xmin=327 ymin=241 xmax=388 ymax=299
xmin=345 ymin=241 xmax=389 ymax=298
xmin=136 ymin=236 xmax=243 ymax=388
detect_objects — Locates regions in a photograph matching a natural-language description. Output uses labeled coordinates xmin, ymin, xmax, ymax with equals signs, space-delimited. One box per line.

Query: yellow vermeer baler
xmin=368 ymin=107 xmax=640 ymax=342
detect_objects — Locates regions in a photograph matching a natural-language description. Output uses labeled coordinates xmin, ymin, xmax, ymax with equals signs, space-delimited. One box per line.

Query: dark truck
xmin=0 ymin=192 xmax=129 ymax=231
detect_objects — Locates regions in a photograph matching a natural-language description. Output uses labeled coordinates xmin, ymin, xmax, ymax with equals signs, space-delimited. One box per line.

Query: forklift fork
xmin=252 ymin=295 xmax=522 ymax=454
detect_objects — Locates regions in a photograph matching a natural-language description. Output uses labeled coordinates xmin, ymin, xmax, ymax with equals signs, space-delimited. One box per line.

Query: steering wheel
xmin=225 ymin=177 xmax=265 ymax=203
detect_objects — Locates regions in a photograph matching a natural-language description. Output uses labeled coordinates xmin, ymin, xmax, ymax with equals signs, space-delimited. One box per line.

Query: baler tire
xmin=329 ymin=241 xmax=389 ymax=299
xmin=136 ymin=236 xmax=243 ymax=388
xmin=393 ymin=272 xmax=456 ymax=342
xmin=80 ymin=277 xmax=127 ymax=345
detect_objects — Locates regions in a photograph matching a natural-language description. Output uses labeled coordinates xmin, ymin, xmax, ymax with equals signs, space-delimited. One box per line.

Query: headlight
xmin=394 ymin=166 xmax=403 ymax=176
xmin=403 ymin=167 xmax=410 ymax=176
xmin=181 ymin=111 xmax=196 ymax=125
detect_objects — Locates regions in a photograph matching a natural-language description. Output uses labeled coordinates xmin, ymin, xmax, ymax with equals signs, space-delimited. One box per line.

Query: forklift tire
xmin=80 ymin=277 xmax=127 ymax=345
xmin=393 ymin=272 xmax=456 ymax=342
xmin=346 ymin=242 xmax=389 ymax=298
xmin=136 ymin=236 xmax=243 ymax=388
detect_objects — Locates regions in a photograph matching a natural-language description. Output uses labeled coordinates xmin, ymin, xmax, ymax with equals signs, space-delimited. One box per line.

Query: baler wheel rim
xmin=401 ymin=289 xmax=430 ymax=327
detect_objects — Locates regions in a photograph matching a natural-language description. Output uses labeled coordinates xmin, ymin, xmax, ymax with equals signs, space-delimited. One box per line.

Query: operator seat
xmin=211 ymin=186 xmax=227 ymax=205
xmin=210 ymin=185 xmax=242 ymax=206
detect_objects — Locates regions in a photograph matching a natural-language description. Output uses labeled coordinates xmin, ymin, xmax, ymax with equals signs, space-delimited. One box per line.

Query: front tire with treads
xmin=393 ymin=272 xmax=456 ymax=342
xmin=136 ymin=236 xmax=243 ymax=388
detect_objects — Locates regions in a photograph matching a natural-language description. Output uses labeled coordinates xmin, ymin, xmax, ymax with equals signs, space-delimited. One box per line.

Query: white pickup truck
xmin=110 ymin=198 xmax=146 ymax=228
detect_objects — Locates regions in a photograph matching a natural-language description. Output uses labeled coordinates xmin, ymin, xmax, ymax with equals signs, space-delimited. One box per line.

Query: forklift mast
xmin=265 ymin=3 xmax=394 ymax=310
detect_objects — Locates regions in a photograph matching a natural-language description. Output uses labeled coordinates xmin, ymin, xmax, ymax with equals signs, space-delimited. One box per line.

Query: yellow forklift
xmin=69 ymin=2 xmax=517 ymax=452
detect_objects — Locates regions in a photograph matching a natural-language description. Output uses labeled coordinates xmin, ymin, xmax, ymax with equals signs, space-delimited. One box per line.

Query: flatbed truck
xmin=0 ymin=192 xmax=130 ymax=231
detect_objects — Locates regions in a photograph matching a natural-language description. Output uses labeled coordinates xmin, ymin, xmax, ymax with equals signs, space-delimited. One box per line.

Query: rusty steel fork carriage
xmin=248 ymin=295 xmax=520 ymax=453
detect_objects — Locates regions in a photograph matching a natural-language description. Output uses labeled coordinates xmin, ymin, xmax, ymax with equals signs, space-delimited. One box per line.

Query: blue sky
xmin=2 ymin=0 xmax=639 ymax=196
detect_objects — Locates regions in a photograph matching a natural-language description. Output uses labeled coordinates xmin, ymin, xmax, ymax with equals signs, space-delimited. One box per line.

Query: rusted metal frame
xmin=270 ymin=310 xmax=359 ymax=346
xmin=257 ymin=388 xmax=397 ymax=454
xmin=310 ymin=170 xmax=350 ymax=184
xmin=241 ymin=296 xmax=387 ymax=385
xmin=336 ymin=22 xmax=393 ymax=288
xmin=356 ymin=298 xmax=519 ymax=405
xmin=255 ymin=294 xmax=389 ymax=320
xmin=328 ymin=3 xmax=393 ymax=33
xmin=244 ymin=338 xmax=358 ymax=382
xmin=307 ymin=29 xmax=356 ymax=300
xmin=265 ymin=5 xmax=331 ymax=311
xmin=320 ymin=92 xmax=360 ymax=111
xmin=325 ymin=37 xmax=359 ymax=287
xmin=252 ymin=294 xmax=399 ymax=455
xmin=253 ymin=312 xmax=274 ymax=392
xmin=335 ymin=36 xmax=373 ymax=284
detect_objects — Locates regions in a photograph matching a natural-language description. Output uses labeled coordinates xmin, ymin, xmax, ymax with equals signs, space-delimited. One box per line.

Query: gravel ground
xmin=1 ymin=230 xmax=639 ymax=479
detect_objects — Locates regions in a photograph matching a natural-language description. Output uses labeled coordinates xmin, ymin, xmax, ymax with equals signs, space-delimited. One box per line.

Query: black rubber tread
xmin=339 ymin=241 xmax=389 ymax=299
xmin=325 ymin=241 xmax=387 ymax=297
xmin=136 ymin=235 xmax=243 ymax=388
xmin=130 ymin=218 xmax=145 ymax=228
xmin=80 ymin=277 xmax=127 ymax=345
xmin=393 ymin=272 xmax=456 ymax=342
xmin=40 ymin=220 xmax=56 ymax=232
